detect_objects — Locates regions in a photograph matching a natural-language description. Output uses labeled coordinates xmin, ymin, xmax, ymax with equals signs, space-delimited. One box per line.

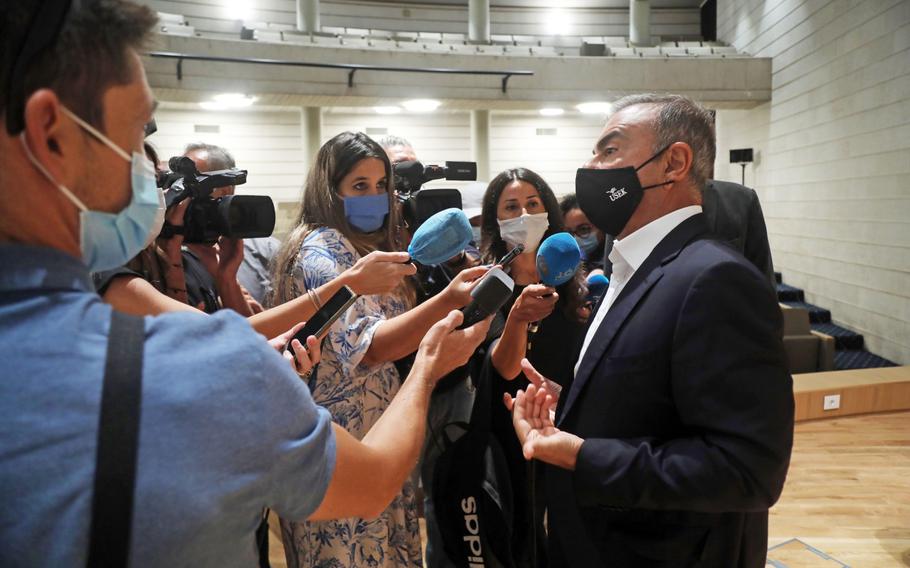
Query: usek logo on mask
xmin=607 ymin=187 xmax=627 ymax=201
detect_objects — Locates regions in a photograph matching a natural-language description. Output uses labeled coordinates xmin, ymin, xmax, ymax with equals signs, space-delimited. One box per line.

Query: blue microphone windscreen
xmin=586 ymin=273 xmax=609 ymax=298
xmin=536 ymin=232 xmax=582 ymax=286
xmin=407 ymin=208 xmax=473 ymax=265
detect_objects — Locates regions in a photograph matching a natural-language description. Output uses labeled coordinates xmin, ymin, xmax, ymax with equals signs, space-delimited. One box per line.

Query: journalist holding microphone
xmin=0 ymin=2 xmax=492 ymax=567
xmin=270 ymin=131 xmax=488 ymax=567
xmin=474 ymin=168 xmax=587 ymax=565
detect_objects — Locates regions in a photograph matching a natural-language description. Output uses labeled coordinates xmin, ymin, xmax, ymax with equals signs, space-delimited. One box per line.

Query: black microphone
xmin=458 ymin=267 xmax=514 ymax=329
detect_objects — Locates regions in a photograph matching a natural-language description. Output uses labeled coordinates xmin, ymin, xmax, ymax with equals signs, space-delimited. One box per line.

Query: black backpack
xmin=432 ymin=355 xmax=516 ymax=568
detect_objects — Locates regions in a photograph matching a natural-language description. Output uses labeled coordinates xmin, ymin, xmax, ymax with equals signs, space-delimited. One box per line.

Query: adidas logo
xmin=462 ymin=497 xmax=485 ymax=567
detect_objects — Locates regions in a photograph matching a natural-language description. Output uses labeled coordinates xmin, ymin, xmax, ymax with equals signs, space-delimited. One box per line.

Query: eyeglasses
xmin=568 ymin=224 xmax=595 ymax=238
xmin=5 ymin=0 xmax=76 ymax=135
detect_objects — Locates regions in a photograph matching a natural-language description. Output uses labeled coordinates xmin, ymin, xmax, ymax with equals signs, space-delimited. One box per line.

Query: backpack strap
xmin=87 ymin=310 xmax=145 ymax=568
xmin=467 ymin=346 xmax=497 ymax=434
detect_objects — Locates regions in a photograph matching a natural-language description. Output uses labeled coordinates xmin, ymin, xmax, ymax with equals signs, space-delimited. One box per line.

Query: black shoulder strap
xmin=87 ymin=310 xmax=145 ymax=568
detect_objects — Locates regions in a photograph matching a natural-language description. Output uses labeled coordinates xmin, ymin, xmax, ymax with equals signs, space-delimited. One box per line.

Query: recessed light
xmin=576 ymin=102 xmax=612 ymax=115
xmin=539 ymin=107 xmax=565 ymax=117
xmin=199 ymin=101 xmax=229 ymax=111
xmin=402 ymin=99 xmax=441 ymax=113
xmin=212 ymin=93 xmax=257 ymax=107
xmin=374 ymin=106 xmax=403 ymax=115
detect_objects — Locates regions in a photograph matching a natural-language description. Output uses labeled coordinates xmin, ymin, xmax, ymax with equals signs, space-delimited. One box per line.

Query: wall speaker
xmin=730 ymin=148 xmax=754 ymax=163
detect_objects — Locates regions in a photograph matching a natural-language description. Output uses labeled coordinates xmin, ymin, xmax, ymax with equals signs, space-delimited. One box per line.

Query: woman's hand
xmin=442 ymin=265 xmax=492 ymax=308
xmin=269 ymin=322 xmax=322 ymax=378
xmin=509 ymin=284 xmax=558 ymax=324
xmin=341 ymin=251 xmax=417 ymax=296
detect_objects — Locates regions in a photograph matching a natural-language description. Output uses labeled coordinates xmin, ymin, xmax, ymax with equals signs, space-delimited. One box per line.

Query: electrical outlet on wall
xmin=823 ymin=394 xmax=841 ymax=411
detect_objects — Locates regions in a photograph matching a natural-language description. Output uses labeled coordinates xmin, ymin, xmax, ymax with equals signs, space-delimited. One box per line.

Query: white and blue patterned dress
xmin=279 ymin=227 xmax=422 ymax=568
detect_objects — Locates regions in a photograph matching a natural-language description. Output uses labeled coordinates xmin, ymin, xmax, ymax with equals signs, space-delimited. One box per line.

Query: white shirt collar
xmin=609 ymin=206 xmax=703 ymax=272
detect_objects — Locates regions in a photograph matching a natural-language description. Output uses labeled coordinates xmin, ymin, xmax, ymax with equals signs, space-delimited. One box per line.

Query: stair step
xmin=776 ymin=283 xmax=804 ymax=302
xmin=811 ymin=323 xmax=864 ymax=350
xmin=782 ymin=301 xmax=831 ymax=324
xmin=834 ymin=350 xmax=898 ymax=371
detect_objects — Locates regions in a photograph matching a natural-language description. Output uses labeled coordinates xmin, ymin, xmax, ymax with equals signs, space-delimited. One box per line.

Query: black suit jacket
xmin=548 ymin=214 xmax=793 ymax=568
xmin=602 ymin=180 xmax=775 ymax=285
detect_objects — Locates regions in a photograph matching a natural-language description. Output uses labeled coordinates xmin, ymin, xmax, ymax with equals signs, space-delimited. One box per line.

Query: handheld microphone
xmin=536 ymin=233 xmax=582 ymax=286
xmin=458 ymin=267 xmax=514 ymax=329
xmin=586 ymin=273 xmax=609 ymax=304
xmin=528 ymin=233 xmax=582 ymax=334
xmin=407 ymin=208 xmax=473 ymax=266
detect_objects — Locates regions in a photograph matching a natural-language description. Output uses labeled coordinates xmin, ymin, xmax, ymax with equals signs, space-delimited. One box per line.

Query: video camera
xmin=160 ymin=156 xmax=276 ymax=244
xmin=393 ymin=160 xmax=477 ymax=230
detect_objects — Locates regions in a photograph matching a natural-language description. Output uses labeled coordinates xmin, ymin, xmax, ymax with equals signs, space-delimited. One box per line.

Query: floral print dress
xmin=278 ymin=227 xmax=422 ymax=568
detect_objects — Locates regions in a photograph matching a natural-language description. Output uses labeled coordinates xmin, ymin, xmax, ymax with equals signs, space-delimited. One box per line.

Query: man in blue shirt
xmin=0 ymin=1 xmax=490 ymax=566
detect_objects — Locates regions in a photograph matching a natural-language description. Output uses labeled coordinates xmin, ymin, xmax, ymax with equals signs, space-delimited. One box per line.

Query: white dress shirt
xmin=574 ymin=206 xmax=703 ymax=376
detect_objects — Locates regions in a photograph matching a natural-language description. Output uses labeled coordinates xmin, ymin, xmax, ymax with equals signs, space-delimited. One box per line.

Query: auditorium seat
xmin=780 ymin=304 xmax=836 ymax=374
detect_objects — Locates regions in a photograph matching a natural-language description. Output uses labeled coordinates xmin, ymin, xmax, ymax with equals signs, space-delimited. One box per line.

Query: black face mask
xmin=575 ymin=145 xmax=673 ymax=237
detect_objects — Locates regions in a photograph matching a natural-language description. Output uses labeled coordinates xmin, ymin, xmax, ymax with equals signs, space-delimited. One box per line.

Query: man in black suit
xmin=506 ymin=94 xmax=794 ymax=567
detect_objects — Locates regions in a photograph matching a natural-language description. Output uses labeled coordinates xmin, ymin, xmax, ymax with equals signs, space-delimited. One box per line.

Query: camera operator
xmin=378 ymin=134 xmax=418 ymax=165
xmin=0 ymin=3 xmax=492 ymax=567
xmin=379 ymin=135 xmax=481 ymax=285
xmin=177 ymin=142 xmax=259 ymax=315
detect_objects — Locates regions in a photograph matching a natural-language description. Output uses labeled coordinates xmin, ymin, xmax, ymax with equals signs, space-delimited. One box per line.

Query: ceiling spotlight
xmin=576 ymin=102 xmax=612 ymax=115
xmin=402 ymin=99 xmax=441 ymax=113
xmin=212 ymin=93 xmax=257 ymax=106
xmin=547 ymin=10 xmax=570 ymax=36
xmin=199 ymin=93 xmax=257 ymax=111
xmin=539 ymin=107 xmax=565 ymax=117
xmin=199 ymin=101 xmax=229 ymax=111
xmin=374 ymin=106 xmax=403 ymax=115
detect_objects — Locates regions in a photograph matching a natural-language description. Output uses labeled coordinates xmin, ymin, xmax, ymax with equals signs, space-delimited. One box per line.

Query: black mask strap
xmin=635 ymin=143 xmax=674 ymax=191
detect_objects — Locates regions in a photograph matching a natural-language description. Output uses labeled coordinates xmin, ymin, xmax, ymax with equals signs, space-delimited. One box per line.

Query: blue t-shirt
xmin=0 ymin=244 xmax=336 ymax=567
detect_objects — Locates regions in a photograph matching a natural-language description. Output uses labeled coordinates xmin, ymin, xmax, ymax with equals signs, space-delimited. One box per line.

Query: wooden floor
xmin=268 ymin=411 xmax=910 ymax=567
xmin=767 ymin=411 xmax=910 ymax=567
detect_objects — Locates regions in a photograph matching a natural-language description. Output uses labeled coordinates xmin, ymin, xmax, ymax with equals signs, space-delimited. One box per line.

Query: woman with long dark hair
xmin=479 ymin=168 xmax=587 ymax=567
xmin=271 ymin=132 xmax=484 ymax=567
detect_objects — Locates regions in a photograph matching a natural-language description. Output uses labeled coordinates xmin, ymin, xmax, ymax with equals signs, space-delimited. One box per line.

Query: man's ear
xmin=22 ymin=89 xmax=83 ymax=184
xmin=663 ymin=141 xmax=694 ymax=184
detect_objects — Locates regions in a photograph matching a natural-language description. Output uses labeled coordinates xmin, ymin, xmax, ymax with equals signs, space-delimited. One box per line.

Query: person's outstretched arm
xmin=309 ymin=310 xmax=492 ymax=520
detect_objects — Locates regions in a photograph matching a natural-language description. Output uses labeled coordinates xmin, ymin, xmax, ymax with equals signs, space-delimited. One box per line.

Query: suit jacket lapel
xmin=557 ymin=214 xmax=709 ymax=426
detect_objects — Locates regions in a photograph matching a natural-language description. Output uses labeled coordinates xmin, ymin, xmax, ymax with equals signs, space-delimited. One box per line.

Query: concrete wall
xmin=147 ymin=105 xmax=605 ymax=237
xmin=714 ymin=0 xmax=910 ymax=364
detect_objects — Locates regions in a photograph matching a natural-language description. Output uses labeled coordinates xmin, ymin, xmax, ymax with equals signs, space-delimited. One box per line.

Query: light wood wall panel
xmin=714 ymin=0 xmax=910 ymax=365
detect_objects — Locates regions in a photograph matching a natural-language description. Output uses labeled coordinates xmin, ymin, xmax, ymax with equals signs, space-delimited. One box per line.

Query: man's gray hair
xmin=610 ymin=94 xmax=715 ymax=189
xmin=183 ymin=142 xmax=235 ymax=170
xmin=377 ymin=134 xmax=413 ymax=150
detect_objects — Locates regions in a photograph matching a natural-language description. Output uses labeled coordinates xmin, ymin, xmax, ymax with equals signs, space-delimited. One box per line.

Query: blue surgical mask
xmin=20 ymin=106 xmax=162 ymax=271
xmin=574 ymin=233 xmax=600 ymax=257
xmin=343 ymin=193 xmax=389 ymax=233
